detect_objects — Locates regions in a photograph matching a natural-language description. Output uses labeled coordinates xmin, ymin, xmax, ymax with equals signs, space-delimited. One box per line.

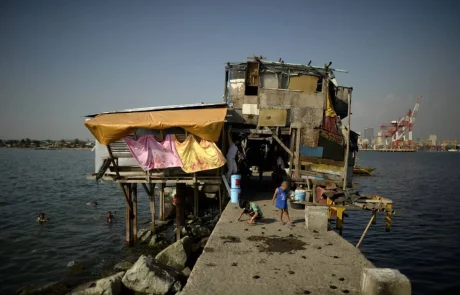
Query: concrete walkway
xmin=182 ymin=179 xmax=373 ymax=295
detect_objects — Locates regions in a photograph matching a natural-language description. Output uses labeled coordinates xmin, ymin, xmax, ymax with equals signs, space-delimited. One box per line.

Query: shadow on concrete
xmin=254 ymin=218 xmax=277 ymax=225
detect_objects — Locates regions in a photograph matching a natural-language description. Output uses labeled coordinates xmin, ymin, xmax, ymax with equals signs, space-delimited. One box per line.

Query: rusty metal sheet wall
xmin=229 ymin=79 xmax=245 ymax=108
xmin=259 ymin=89 xmax=324 ymax=109
xmin=288 ymin=75 xmax=319 ymax=93
xmin=258 ymin=109 xmax=288 ymax=127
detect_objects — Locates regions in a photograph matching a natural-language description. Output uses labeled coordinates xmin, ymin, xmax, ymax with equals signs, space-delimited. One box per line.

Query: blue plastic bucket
xmin=231 ymin=174 xmax=241 ymax=189
xmin=230 ymin=188 xmax=241 ymax=203
xmin=294 ymin=189 xmax=306 ymax=202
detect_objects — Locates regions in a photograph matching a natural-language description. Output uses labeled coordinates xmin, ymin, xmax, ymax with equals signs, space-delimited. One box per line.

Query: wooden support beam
xmin=141 ymin=183 xmax=151 ymax=196
xmin=288 ymin=131 xmax=295 ymax=178
xmin=300 ymin=156 xmax=344 ymax=167
xmin=385 ymin=203 xmax=392 ymax=232
xmin=218 ymin=185 xmax=222 ymax=214
xmin=175 ymin=184 xmax=186 ymax=241
xmin=107 ymin=145 xmax=120 ymax=178
xmin=149 ymin=183 xmax=155 ymax=231
xmin=193 ymin=173 xmax=199 ymax=217
xmin=295 ymin=128 xmax=301 ymax=179
xmin=159 ymin=183 xmax=165 ymax=221
xmin=119 ymin=183 xmax=133 ymax=212
xmin=272 ymin=133 xmax=293 ymax=157
xmin=356 ymin=210 xmax=377 ymax=248
xmin=124 ymin=184 xmax=133 ymax=246
xmin=142 ymin=182 xmax=156 ymax=231
xmin=132 ymin=184 xmax=138 ymax=242
xmin=335 ymin=207 xmax=345 ymax=236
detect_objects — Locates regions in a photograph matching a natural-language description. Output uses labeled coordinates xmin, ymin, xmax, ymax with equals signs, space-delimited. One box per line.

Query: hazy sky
xmin=1 ymin=0 xmax=459 ymax=141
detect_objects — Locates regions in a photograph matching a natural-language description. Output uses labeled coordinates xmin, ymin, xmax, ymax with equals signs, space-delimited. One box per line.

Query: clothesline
xmin=124 ymin=134 xmax=226 ymax=173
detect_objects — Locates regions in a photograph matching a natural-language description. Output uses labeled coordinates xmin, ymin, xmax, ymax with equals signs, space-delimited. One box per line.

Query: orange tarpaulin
xmin=84 ymin=107 xmax=227 ymax=145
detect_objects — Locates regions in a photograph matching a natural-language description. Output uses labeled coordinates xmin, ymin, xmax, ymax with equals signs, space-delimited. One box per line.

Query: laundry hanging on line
xmin=124 ymin=134 xmax=183 ymax=171
xmin=173 ymin=134 xmax=226 ymax=173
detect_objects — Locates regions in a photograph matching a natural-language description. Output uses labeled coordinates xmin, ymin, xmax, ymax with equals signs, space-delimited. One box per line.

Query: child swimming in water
xmin=272 ymin=181 xmax=292 ymax=225
xmin=37 ymin=213 xmax=48 ymax=222
xmin=237 ymin=199 xmax=263 ymax=224
xmin=107 ymin=211 xmax=114 ymax=223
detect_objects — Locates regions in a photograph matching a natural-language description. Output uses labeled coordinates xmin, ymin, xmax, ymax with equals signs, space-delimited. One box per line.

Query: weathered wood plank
xmin=300 ymin=156 xmax=345 ymax=167
xmin=132 ymin=184 xmax=138 ymax=243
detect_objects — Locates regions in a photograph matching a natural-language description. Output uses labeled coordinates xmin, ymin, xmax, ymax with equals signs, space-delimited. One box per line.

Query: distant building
xmin=363 ymin=128 xmax=374 ymax=146
xmin=428 ymin=134 xmax=437 ymax=146
xmin=377 ymin=131 xmax=384 ymax=146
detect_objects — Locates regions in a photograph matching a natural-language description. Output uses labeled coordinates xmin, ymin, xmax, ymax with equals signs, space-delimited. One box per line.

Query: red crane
xmin=379 ymin=97 xmax=422 ymax=149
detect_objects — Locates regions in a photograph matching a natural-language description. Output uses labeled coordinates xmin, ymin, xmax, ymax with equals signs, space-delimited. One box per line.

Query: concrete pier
xmin=182 ymin=182 xmax=376 ymax=295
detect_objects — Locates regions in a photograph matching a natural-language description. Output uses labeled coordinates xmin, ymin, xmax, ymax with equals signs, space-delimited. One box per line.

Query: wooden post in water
xmin=149 ymin=183 xmax=155 ymax=231
xmin=132 ymin=183 xmax=138 ymax=242
xmin=385 ymin=203 xmax=392 ymax=232
xmin=124 ymin=183 xmax=134 ymax=246
xmin=159 ymin=183 xmax=165 ymax=221
xmin=336 ymin=207 xmax=345 ymax=236
xmin=175 ymin=183 xmax=187 ymax=241
xmin=356 ymin=210 xmax=377 ymax=248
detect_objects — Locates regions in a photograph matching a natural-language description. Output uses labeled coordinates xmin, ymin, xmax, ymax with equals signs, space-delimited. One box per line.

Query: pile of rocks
xmin=67 ymin=233 xmax=212 ymax=295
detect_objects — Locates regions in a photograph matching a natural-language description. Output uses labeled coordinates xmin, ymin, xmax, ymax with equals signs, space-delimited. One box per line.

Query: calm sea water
xmin=0 ymin=149 xmax=459 ymax=294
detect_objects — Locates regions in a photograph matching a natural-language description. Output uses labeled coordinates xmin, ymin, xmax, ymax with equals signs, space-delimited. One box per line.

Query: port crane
xmin=379 ymin=97 xmax=422 ymax=149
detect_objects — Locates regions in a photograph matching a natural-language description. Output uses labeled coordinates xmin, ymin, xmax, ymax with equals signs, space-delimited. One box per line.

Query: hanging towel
xmin=124 ymin=134 xmax=183 ymax=171
xmin=173 ymin=135 xmax=226 ymax=173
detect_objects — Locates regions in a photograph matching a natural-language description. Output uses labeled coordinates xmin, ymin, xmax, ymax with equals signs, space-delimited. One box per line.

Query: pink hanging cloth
xmin=124 ymin=134 xmax=183 ymax=171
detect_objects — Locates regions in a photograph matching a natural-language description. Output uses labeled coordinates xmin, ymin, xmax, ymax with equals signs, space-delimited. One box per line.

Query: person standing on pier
xmin=225 ymin=126 xmax=241 ymax=184
xmin=272 ymin=181 xmax=292 ymax=225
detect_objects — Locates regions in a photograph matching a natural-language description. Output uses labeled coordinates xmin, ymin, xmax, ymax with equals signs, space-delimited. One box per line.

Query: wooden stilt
xmin=193 ymin=173 xmax=198 ymax=217
xmin=150 ymin=183 xmax=155 ymax=231
xmin=132 ymin=183 xmax=138 ymax=242
xmin=141 ymin=183 xmax=156 ymax=230
xmin=175 ymin=183 xmax=182 ymax=241
xmin=336 ymin=207 xmax=345 ymax=236
xmin=159 ymin=183 xmax=165 ymax=221
xmin=124 ymin=183 xmax=133 ymax=246
xmin=356 ymin=210 xmax=377 ymax=248
xmin=218 ymin=185 xmax=222 ymax=214
xmin=385 ymin=203 xmax=392 ymax=232
xmin=175 ymin=183 xmax=186 ymax=241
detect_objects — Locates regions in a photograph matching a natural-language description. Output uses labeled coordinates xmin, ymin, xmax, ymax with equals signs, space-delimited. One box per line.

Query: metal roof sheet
xmin=84 ymin=102 xmax=227 ymax=118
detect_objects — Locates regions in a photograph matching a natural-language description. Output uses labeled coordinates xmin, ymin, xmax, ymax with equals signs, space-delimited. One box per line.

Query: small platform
xmin=182 ymin=190 xmax=374 ymax=295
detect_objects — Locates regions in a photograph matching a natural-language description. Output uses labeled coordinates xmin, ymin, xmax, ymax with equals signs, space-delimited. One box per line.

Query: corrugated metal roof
xmin=84 ymin=102 xmax=227 ymax=118
xmin=226 ymin=61 xmax=348 ymax=75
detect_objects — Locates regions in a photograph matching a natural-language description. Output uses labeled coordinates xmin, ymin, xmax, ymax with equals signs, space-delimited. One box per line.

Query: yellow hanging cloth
xmin=325 ymin=79 xmax=337 ymax=117
xmin=173 ymin=135 xmax=226 ymax=173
